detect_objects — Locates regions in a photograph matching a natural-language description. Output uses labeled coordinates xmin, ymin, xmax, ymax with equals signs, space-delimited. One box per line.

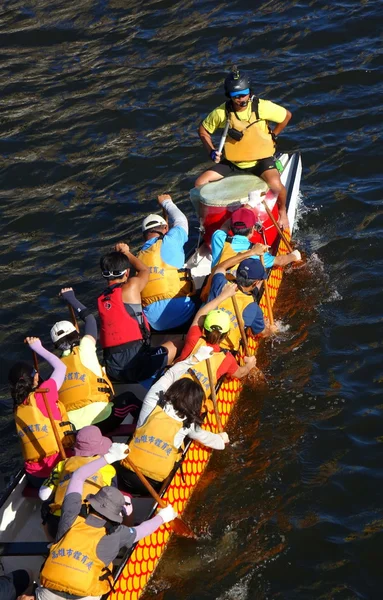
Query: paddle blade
xmin=170 ymin=517 xmax=197 ymax=539
xmin=245 ymin=367 xmax=267 ymax=388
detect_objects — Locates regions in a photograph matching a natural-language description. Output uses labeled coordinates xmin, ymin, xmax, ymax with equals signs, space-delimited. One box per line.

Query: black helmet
xmin=224 ymin=66 xmax=250 ymax=97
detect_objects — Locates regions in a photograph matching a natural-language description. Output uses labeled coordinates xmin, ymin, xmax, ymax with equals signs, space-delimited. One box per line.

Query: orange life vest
xmin=49 ymin=456 xmax=112 ymax=513
xmin=122 ymin=405 xmax=181 ymax=482
xmin=224 ymin=99 xmax=275 ymax=162
xmin=59 ymin=347 xmax=114 ymax=412
xmin=15 ymin=392 xmax=74 ymax=463
xmin=138 ymin=237 xmax=195 ymax=306
xmin=40 ymin=515 xmax=114 ymax=596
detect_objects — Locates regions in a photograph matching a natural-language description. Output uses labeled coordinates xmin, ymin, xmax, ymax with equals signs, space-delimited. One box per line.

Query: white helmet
xmin=50 ymin=320 xmax=77 ymax=344
xmin=141 ymin=214 xmax=167 ymax=233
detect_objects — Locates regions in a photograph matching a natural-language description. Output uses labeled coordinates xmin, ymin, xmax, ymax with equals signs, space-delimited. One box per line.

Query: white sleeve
xmin=162 ymin=198 xmax=188 ymax=235
xmin=187 ymin=424 xmax=225 ymax=450
xmin=137 ymin=359 xmax=194 ymax=427
xmin=39 ymin=485 xmax=53 ymax=502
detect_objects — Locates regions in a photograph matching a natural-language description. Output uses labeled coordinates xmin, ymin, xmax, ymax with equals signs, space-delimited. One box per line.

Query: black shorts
xmin=209 ymin=156 xmax=277 ymax=178
xmin=106 ymin=342 xmax=169 ymax=383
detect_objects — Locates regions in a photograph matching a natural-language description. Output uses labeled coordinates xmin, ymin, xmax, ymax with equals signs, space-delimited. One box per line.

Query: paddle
xmin=217 ymin=121 xmax=230 ymax=154
xmin=68 ymin=305 xmax=80 ymax=333
xmin=260 ymin=255 xmax=274 ymax=328
xmin=206 ymin=358 xmax=223 ymax=433
xmin=261 ymin=199 xmax=293 ymax=253
xmin=31 ymin=350 xmax=67 ymax=461
xmin=124 ymin=455 xmax=197 ymax=539
xmin=231 ymin=296 xmax=266 ymax=384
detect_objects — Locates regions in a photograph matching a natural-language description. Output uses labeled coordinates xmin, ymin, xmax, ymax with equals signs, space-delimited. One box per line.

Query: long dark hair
xmin=8 ymin=362 xmax=36 ymax=408
xmin=55 ymin=330 xmax=80 ymax=352
xmin=203 ymin=328 xmax=229 ymax=346
xmin=163 ymin=379 xmax=204 ymax=428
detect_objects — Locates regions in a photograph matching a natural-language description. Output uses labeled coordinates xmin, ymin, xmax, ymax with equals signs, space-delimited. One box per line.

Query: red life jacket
xmin=98 ymin=284 xmax=150 ymax=351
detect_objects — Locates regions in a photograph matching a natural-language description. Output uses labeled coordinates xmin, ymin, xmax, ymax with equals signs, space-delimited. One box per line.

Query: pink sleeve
xmin=34 ymin=379 xmax=62 ymax=420
xmin=66 ymin=456 xmax=108 ymax=496
xmin=133 ymin=515 xmax=163 ymax=543
xmin=29 ymin=340 xmax=66 ymax=390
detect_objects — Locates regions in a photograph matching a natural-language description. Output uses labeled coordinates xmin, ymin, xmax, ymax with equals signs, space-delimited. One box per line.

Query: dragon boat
xmin=0 ymin=152 xmax=302 ymax=599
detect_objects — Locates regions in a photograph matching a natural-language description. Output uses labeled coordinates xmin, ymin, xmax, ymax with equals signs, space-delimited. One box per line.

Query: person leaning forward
xmin=137 ymin=193 xmax=197 ymax=331
xmin=195 ymin=66 xmax=292 ymax=230
xmin=98 ymin=243 xmax=180 ymax=383
xmin=35 ymin=442 xmax=177 ymax=600
xmin=208 ymin=246 xmax=277 ymax=351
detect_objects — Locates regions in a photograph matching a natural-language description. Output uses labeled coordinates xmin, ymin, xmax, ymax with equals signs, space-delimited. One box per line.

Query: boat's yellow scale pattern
xmin=111 ymin=235 xmax=290 ymax=600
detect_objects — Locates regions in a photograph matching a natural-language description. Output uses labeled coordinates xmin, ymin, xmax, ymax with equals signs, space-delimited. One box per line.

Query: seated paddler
xmin=117 ymin=357 xmax=230 ymax=496
xmin=137 ymin=193 xmax=197 ymax=331
xmin=35 ymin=442 xmax=177 ymax=600
xmin=201 ymin=207 xmax=301 ymax=300
xmin=39 ymin=425 xmax=117 ymax=540
xmin=208 ymin=247 xmax=276 ymax=352
xmin=51 ymin=287 xmax=140 ymax=433
xmin=177 ymin=281 xmax=257 ymax=381
xmin=195 ymin=66 xmax=292 ymax=229
xmin=98 ymin=242 xmax=180 ymax=383
xmin=8 ymin=337 xmax=74 ymax=489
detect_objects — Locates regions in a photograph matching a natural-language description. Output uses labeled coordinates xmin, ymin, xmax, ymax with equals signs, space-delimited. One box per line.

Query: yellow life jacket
xmin=40 ymin=515 xmax=114 ymax=596
xmin=15 ymin=392 xmax=74 ymax=463
xmin=224 ymin=100 xmax=275 ymax=162
xmin=122 ymin=406 xmax=181 ymax=482
xmin=59 ymin=346 xmax=114 ymax=412
xmin=49 ymin=456 xmax=112 ymax=514
xmin=138 ymin=237 xmax=195 ymax=307
xmin=181 ymin=337 xmax=227 ymax=399
xmin=216 ymin=290 xmax=256 ymax=352
xmin=200 ymin=238 xmax=239 ymax=302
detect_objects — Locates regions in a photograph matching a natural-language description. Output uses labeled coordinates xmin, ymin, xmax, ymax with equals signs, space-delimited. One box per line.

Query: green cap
xmin=204 ymin=310 xmax=231 ymax=334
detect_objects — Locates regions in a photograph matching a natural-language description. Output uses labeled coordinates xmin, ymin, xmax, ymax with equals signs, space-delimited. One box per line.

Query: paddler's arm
xmin=25 ymin=337 xmax=66 ymax=390
xmin=59 ymin=287 xmax=97 ymax=343
xmin=198 ymin=123 xmax=216 ymax=157
xmin=214 ymin=244 xmax=269 ymax=276
xmin=158 ymin=193 xmax=188 ymax=235
xmin=115 ymin=242 xmax=149 ymax=297
xmin=192 ymin=282 xmax=237 ymax=329
xmin=272 ymin=109 xmax=292 ymax=137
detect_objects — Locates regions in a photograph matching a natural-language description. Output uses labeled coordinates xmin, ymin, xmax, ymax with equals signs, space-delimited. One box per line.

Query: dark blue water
xmin=0 ymin=0 xmax=382 ymax=597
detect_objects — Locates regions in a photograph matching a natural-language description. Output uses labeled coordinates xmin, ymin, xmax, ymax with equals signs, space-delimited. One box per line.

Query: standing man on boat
xmin=195 ymin=67 xmax=292 ymax=229
xmin=137 ymin=193 xmax=197 ymax=331
xmin=98 ymin=243 xmax=180 ymax=383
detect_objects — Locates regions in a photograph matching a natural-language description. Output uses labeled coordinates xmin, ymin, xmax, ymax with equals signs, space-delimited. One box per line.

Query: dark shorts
xmin=0 ymin=569 xmax=31 ymax=600
xmin=116 ymin=463 xmax=163 ymax=496
xmin=209 ymin=156 xmax=277 ymax=178
xmin=105 ymin=342 xmax=169 ymax=383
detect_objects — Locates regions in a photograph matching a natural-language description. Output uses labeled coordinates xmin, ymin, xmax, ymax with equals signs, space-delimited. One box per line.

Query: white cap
xmin=50 ymin=320 xmax=77 ymax=344
xmin=141 ymin=214 xmax=167 ymax=233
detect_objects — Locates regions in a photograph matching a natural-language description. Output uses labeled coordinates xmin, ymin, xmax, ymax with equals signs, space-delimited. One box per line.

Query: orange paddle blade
xmin=170 ymin=517 xmax=198 ymax=539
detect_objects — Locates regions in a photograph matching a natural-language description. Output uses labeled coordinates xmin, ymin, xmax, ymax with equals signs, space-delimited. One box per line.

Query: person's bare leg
xmin=162 ymin=338 xmax=184 ymax=364
xmin=195 ymin=169 xmax=224 ymax=187
xmin=260 ymin=169 xmax=289 ymax=229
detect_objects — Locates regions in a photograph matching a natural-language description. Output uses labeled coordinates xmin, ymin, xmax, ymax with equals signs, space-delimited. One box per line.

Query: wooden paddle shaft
xmin=68 ymin=305 xmax=80 ymax=333
xmin=125 ymin=456 xmax=167 ymax=508
xmin=260 ymin=256 xmax=274 ymax=327
xmin=38 ymin=387 xmax=67 ymax=461
xmin=261 ymin=200 xmax=293 ymax=253
xmin=231 ymin=296 xmax=249 ymax=355
xmin=206 ymin=358 xmax=223 ymax=433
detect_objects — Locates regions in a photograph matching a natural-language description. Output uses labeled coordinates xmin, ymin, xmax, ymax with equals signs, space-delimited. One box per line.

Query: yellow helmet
xmin=204 ymin=310 xmax=231 ymax=334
